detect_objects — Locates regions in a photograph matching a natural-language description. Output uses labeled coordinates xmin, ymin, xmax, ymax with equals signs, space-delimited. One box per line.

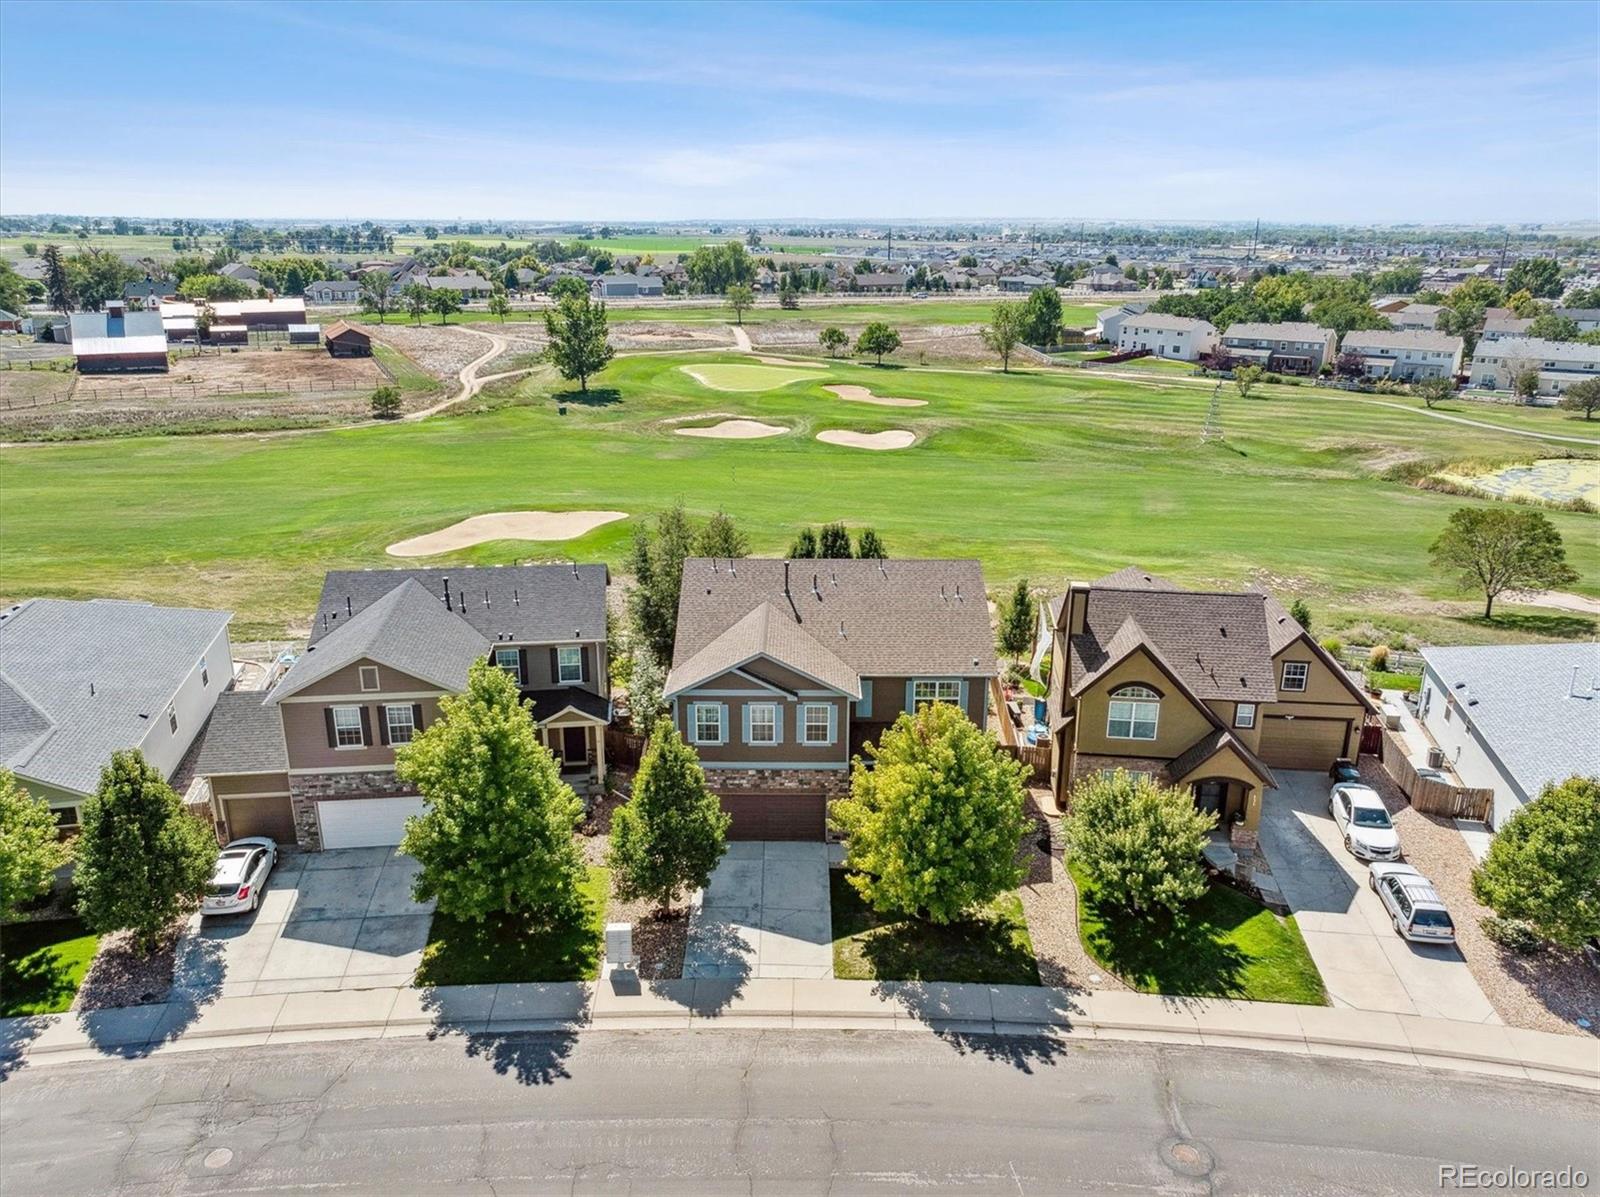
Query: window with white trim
xmin=912 ymin=679 xmax=962 ymax=708
xmin=692 ymin=703 xmax=722 ymax=745
xmin=803 ymin=704 xmax=831 ymax=745
xmin=385 ymin=705 xmax=416 ymax=745
xmin=52 ymin=805 xmax=80 ymax=829
xmin=494 ymin=647 xmax=523 ymax=684
xmin=168 ymin=706 xmax=178 ymax=735
xmin=199 ymin=658 xmax=209 ymax=687
xmin=557 ymin=646 xmax=583 ymax=683
xmin=1106 ymin=685 xmax=1159 ymax=740
xmin=1280 ymin=661 xmax=1309 ymax=692
xmin=332 ymin=705 xmax=364 ymax=748
xmin=748 ymin=703 xmax=777 ymax=745
xmin=1234 ymin=702 xmax=1257 ymax=729
xmin=359 ymin=665 xmax=380 ymax=692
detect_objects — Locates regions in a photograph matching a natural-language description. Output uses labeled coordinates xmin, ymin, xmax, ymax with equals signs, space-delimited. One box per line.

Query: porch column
xmin=1242 ymin=785 xmax=1262 ymax=830
xmin=595 ymin=725 xmax=607 ymax=787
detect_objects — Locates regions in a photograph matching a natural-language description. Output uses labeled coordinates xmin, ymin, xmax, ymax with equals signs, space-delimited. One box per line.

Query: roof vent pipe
xmin=443 ymin=577 xmax=451 ymax=611
xmin=346 ymin=596 xmax=353 ymax=616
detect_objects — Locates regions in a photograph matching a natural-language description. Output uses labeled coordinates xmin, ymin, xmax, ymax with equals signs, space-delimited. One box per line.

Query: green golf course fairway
xmin=2 ymin=352 xmax=1594 ymax=643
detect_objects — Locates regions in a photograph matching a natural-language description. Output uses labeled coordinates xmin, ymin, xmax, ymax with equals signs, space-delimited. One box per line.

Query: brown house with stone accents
xmin=192 ymin=564 xmax=610 ymax=850
xmin=664 ymin=558 xmax=997 ymax=840
xmin=1046 ymin=567 xmax=1375 ymax=842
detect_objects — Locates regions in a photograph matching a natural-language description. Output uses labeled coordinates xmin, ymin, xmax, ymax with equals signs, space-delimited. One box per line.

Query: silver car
xmin=1369 ymin=863 xmax=1456 ymax=944
xmin=201 ymin=837 xmax=278 ymax=916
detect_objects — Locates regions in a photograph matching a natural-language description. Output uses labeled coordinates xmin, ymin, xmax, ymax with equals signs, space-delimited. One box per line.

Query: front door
xmin=1194 ymin=781 xmax=1227 ymax=817
xmin=561 ymin=726 xmax=589 ymax=767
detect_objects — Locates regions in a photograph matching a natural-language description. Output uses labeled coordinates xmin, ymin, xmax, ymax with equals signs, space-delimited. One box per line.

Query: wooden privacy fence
xmin=604 ymin=727 xmax=646 ymax=769
xmin=1378 ymin=730 xmax=1493 ymax=820
xmin=1003 ymin=742 xmax=1051 ymax=783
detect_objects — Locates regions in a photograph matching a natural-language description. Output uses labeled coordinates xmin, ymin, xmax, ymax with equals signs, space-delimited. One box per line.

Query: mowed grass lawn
xmin=0 ymin=918 xmax=100 ymax=1016
xmin=830 ymin=872 xmax=1040 ymax=986
xmin=2 ymin=349 xmax=1596 ymax=641
xmin=413 ymin=867 xmax=609 ymax=986
xmin=1071 ymin=863 xmax=1326 ymax=1005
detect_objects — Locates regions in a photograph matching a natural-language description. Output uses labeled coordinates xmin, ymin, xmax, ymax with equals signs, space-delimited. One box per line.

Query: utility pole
xmin=1248 ymin=218 xmax=1259 ymax=263
xmin=886 ymin=227 xmax=893 ymax=263
xmin=1496 ymin=231 xmax=1509 ymax=279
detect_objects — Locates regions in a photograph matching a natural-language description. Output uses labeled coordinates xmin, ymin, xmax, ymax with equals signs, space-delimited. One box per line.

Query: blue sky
xmin=2 ymin=0 xmax=1595 ymax=223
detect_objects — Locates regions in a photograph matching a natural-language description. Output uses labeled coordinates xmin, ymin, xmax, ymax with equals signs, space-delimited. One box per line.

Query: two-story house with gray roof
xmin=193 ymin=565 xmax=610 ymax=849
xmin=1468 ymin=336 xmax=1600 ymax=396
xmin=663 ymin=558 xmax=997 ymax=840
xmin=0 ymin=598 xmax=233 ymax=829
xmin=1340 ymin=329 xmax=1464 ymax=381
xmin=1219 ymin=321 xmax=1338 ymax=375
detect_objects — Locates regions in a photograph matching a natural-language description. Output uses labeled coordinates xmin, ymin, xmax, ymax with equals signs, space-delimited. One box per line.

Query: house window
xmin=1106 ymin=685 xmax=1160 ymax=740
xmin=747 ymin=703 xmax=777 ymax=745
xmin=1234 ymin=702 xmax=1257 ymax=729
xmin=692 ymin=703 xmax=723 ymax=745
xmin=557 ymin=646 xmax=583 ymax=684
xmin=385 ymin=705 xmax=416 ymax=745
xmin=200 ymin=658 xmax=209 ymax=687
xmin=803 ymin=704 xmax=832 ymax=745
xmin=494 ymin=648 xmax=523 ymax=685
xmin=912 ymin=679 xmax=962 ymax=709
xmin=168 ymin=706 xmax=178 ymax=735
xmin=332 ymin=705 xmax=365 ymax=748
xmin=53 ymin=805 xmax=80 ymax=829
xmin=359 ymin=665 xmax=380 ymax=692
xmin=1281 ymin=661 xmax=1310 ymax=692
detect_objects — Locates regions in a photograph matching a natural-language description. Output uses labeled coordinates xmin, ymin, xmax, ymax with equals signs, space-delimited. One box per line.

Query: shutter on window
xmin=828 ymin=704 xmax=838 ymax=745
xmin=773 ymin=704 xmax=784 ymax=745
xmin=719 ymin=703 xmax=729 ymax=745
xmin=856 ymin=680 xmax=872 ymax=718
xmin=580 ymin=646 xmax=590 ymax=683
xmin=359 ymin=706 xmax=372 ymax=746
xmin=379 ymin=706 xmax=390 ymax=746
xmin=549 ymin=647 xmax=559 ymax=683
xmin=324 ymin=707 xmax=337 ymax=748
xmin=741 ymin=704 xmax=751 ymax=744
xmin=517 ymin=648 xmax=529 ymax=686
xmin=412 ymin=703 xmax=424 ymax=731
xmin=904 ymin=680 xmax=916 ymax=714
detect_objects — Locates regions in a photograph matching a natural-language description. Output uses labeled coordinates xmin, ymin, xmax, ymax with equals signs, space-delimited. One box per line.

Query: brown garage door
xmin=224 ymin=795 xmax=297 ymax=844
xmin=1258 ymin=717 xmax=1349 ymax=771
xmin=720 ymin=792 xmax=828 ymax=841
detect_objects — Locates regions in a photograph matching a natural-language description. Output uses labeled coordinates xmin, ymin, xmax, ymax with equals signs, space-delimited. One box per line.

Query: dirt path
xmin=398 ymin=326 xmax=531 ymax=421
xmin=729 ymin=324 xmax=753 ymax=353
xmin=1504 ymin=589 xmax=1600 ymax=616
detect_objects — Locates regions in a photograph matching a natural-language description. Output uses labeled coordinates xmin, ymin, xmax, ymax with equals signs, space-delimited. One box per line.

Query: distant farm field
xmin=3 ymin=350 xmax=1594 ymax=643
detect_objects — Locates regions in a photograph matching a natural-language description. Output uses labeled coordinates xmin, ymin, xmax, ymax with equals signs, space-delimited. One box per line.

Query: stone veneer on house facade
xmin=703 ymin=766 xmax=853 ymax=795
xmin=288 ymin=770 xmax=418 ymax=850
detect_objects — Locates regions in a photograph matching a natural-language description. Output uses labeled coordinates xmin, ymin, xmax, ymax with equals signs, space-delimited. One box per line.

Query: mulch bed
xmin=576 ymin=772 xmax=686 ymax=979
xmin=1015 ymin=786 xmax=1127 ymax=993
xmin=73 ymin=922 xmax=186 ymax=1012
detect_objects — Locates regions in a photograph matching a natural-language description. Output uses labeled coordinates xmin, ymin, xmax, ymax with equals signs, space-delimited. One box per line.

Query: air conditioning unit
xmin=1426 ymin=747 xmax=1445 ymax=770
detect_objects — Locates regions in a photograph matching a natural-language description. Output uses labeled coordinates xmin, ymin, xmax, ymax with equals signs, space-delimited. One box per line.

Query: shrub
xmin=1063 ymin=770 xmax=1214 ymax=917
xmin=1366 ymin=644 xmax=1390 ymax=670
xmin=1320 ymin=636 xmax=1343 ymax=657
xmin=1481 ymin=916 xmax=1542 ymax=954
xmin=370 ymin=384 xmax=402 ymax=418
xmin=1287 ymin=597 xmax=1313 ymax=632
xmin=1472 ymin=775 xmax=1600 ymax=949
xmin=0 ymin=769 xmax=70 ymax=921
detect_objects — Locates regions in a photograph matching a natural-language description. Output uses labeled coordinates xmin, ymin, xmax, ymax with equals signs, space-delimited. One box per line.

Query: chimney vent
xmin=346 ymin=596 xmax=353 ymax=616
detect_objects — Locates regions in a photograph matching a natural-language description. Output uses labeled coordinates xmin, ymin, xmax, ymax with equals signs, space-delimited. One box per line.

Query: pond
xmin=1436 ymin=457 xmax=1599 ymax=506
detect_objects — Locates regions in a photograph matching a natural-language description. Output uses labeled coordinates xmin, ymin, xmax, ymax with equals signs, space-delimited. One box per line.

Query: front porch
xmin=522 ymin=687 xmax=613 ymax=798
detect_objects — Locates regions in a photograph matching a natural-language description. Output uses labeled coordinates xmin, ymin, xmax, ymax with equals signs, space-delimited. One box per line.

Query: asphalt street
xmin=2 ymin=1029 xmax=1596 ymax=1194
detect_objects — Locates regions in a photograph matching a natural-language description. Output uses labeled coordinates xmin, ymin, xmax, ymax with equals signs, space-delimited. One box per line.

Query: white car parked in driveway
xmin=1369 ymin=863 xmax=1456 ymax=944
xmin=1328 ymin=783 xmax=1401 ymax=862
xmin=202 ymin=837 xmax=278 ymax=916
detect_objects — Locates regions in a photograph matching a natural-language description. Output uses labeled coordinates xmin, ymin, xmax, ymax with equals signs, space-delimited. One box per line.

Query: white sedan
xmin=201 ymin=837 xmax=278 ymax=916
xmin=1329 ymin=783 xmax=1402 ymax=861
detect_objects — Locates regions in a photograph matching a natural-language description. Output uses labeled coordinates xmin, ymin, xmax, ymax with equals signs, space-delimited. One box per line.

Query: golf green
xmin=679 ymin=363 xmax=826 ymax=391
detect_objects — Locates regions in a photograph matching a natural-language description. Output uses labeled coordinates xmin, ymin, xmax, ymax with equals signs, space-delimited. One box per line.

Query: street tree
xmin=1503 ymin=257 xmax=1563 ymax=299
xmin=1429 ymin=507 xmax=1579 ymax=619
xmin=607 ymin=717 xmax=730 ymax=913
xmin=358 ymin=270 xmax=394 ymax=322
xmin=830 ymin=703 xmax=1029 ymax=924
xmin=980 ymin=301 xmax=1023 ymax=372
xmin=725 ymin=282 xmax=754 ymax=325
xmin=0 ymin=769 xmax=70 ymax=921
xmin=397 ymin=661 xmax=587 ymax=923
xmin=818 ymin=326 xmax=848 ymax=357
xmin=74 ymin=750 xmax=218 ymax=954
xmin=1472 ymin=776 xmax=1600 ymax=949
xmin=542 ymin=291 xmax=614 ymax=393
xmin=856 ymin=321 xmax=901 ymax=365
xmin=997 ymin=578 xmax=1035 ymax=661
xmin=1557 ymin=377 xmax=1600 ymax=420
xmin=1063 ymin=770 xmax=1214 ymax=917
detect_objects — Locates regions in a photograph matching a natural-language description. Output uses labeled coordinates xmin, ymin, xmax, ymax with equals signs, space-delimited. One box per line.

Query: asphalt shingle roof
xmin=193 ymin=689 xmax=288 ymax=775
xmin=665 ymin=602 xmax=861 ymax=699
xmin=1221 ymin=322 xmax=1332 ymax=342
xmin=1342 ymin=329 xmax=1463 ymax=354
xmin=0 ymin=598 xmax=232 ymax=795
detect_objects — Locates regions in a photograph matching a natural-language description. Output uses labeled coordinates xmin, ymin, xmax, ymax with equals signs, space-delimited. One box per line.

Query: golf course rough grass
xmin=3 ymin=351 xmax=1597 ymax=640
xmin=1435 ymin=457 xmax=1600 ymax=506
xmin=680 ymin=363 xmax=825 ymax=391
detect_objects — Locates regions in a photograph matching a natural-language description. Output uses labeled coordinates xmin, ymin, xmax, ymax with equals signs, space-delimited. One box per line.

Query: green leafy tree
xmin=830 ymin=703 xmax=1029 ymax=924
xmin=1017 ymin=286 xmax=1063 ymax=346
xmin=1063 ymin=770 xmax=1214 ymax=916
xmin=856 ymin=321 xmax=901 ymax=365
xmin=177 ymin=273 xmax=253 ymax=301
xmin=370 ymin=384 xmax=402 ymax=418
xmin=41 ymin=244 xmax=72 ymax=312
xmin=818 ymin=522 xmax=853 ymax=558
xmin=1312 ymin=298 xmax=1392 ymax=336
xmin=74 ymin=750 xmax=218 ymax=954
xmin=1287 ymin=598 xmax=1312 ymax=632
xmin=1233 ymin=363 xmax=1265 ymax=399
xmin=0 ymin=260 xmax=29 ymax=317
xmin=1372 ymin=264 xmax=1423 ymax=294
xmin=20 ymin=240 xmax=38 ymax=256
xmin=1504 ymin=257 xmax=1563 ymax=299
xmin=1472 ymin=776 xmax=1600 ymax=949
xmin=1511 ymin=366 xmax=1540 ymax=403
xmin=1527 ymin=312 xmax=1579 ymax=342
xmin=998 ymin=578 xmax=1035 ymax=660
xmin=696 ymin=509 xmax=749 ymax=558
xmin=550 ymin=275 xmax=588 ymax=301
xmin=1429 ymin=507 xmax=1579 ymax=618
xmin=1414 ymin=376 xmax=1454 ymax=409
xmin=1557 ymin=377 xmax=1600 ymax=420
xmin=819 ymin=326 xmax=848 ymax=357
xmin=543 ymin=291 xmax=614 ymax=393
xmin=789 ymin=527 xmax=819 ymax=558
xmin=627 ymin=503 xmax=698 ymax=663
xmin=855 ymin=527 xmax=886 ymax=559
xmin=397 ymin=661 xmax=587 ymax=922
xmin=0 ymin=770 xmax=70 ymax=921
xmin=358 ymin=269 xmax=394 ymax=322
xmin=1503 ymin=288 xmax=1541 ymax=317
xmin=427 ymin=286 xmax=461 ymax=324
xmin=607 ymin=717 xmax=729 ymax=912
xmin=725 ymin=282 xmax=754 ymax=325
xmin=627 ymin=644 xmax=667 ymax=729
xmin=402 ymin=282 xmax=430 ymax=324
xmin=487 ymin=289 xmax=512 ymax=322
xmin=980 ymin=300 xmax=1023 ymax=371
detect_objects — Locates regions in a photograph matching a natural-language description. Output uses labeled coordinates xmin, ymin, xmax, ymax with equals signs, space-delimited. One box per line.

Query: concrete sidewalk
xmin=4 ymin=976 xmax=1595 ymax=1090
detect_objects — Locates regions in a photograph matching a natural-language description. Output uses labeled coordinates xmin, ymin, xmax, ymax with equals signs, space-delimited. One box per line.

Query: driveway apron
xmin=683 ymin=842 xmax=833 ymax=980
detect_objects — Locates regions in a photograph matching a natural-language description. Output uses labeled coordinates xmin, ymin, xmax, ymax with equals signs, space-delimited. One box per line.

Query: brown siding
xmin=289 ymin=658 xmax=438 ymax=699
xmin=210 ymin=772 xmax=290 ymax=797
xmin=503 ymin=641 xmax=607 ymax=697
xmin=675 ymin=680 xmax=850 ymax=767
xmin=282 ymin=694 xmax=443 ymax=770
xmin=866 ymin=674 xmax=988 ymax=728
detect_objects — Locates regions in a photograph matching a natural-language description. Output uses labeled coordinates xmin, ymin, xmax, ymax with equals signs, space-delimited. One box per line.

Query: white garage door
xmin=317 ymin=797 xmax=426 ymax=849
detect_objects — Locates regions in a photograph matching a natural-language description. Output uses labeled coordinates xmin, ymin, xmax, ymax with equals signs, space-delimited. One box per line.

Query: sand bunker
xmin=388 ymin=510 xmax=628 ymax=557
xmin=824 ymin=384 xmax=927 ymax=408
xmin=675 ymin=419 xmax=788 ymax=440
xmin=816 ymin=429 xmax=916 ymax=450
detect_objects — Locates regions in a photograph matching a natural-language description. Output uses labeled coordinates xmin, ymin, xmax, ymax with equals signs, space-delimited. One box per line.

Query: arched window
xmin=1107 ymin=685 xmax=1160 ymax=740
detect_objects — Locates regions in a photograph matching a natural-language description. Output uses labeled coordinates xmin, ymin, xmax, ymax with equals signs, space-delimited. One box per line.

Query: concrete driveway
xmin=683 ymin=842 xmax=833 ymax=980
xmin=1258 ymin=772 xmax=1498 ymax=1023
xmin=173 ymin=847 xmax=434 ymax=998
